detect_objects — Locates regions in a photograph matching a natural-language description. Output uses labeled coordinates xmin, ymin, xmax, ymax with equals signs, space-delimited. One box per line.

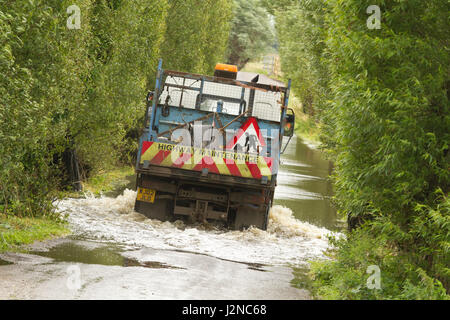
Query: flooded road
xmin=275 ymin=136 xmax=339 ymax=231
xmin=0 ymin=136 xmax=338 ymax=300
xmin=0 ymin=239 xmax=308 ymax=299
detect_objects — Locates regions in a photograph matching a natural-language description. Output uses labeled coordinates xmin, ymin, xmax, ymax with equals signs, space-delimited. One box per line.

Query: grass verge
xmin=65 ymin=166 xmax=136 ymax=198
xmin=241 ymin=60 xmax=271 ymax=77
xmin=289 ymin=94 xmax=321 ymax=145
xmin=0 ymin=214 xmax=69 ymax=253
xmin=83 ymin=166 xmax=135 ymax=196
xmin=0 ymin=166 xmax=135 ymax=254
xmin=294 ymin=112 xmax=321 ymax=145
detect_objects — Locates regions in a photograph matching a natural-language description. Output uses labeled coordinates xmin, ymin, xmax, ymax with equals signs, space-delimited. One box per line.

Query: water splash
xmin=268 ymin=205 xmax=331 ymax=239
xmin=56 ymin=189 xmax=336 ymax=266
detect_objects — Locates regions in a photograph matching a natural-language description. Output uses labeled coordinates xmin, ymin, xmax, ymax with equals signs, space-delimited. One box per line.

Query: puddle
xmin=0 ymin=258 xmax=13 ymax=266
xmin=171 ymin=248 xmax=270 ymax=271
xmin=31 ymin=242 xmax=125 ymax=266
xmin=123 ymin=259 xmax=184 ymax=270
xmin=31 ymin=242 xmax=183 ymax=270
xmin=290 ymin=266 xmax=314 ymax=292
xmin=248 ymin=266 xmax=267 ymax=272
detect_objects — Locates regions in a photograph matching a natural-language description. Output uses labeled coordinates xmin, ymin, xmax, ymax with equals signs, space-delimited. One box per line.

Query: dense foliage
xmin=265 ymin=0 xmax=449 ymax=299
xmin=227 ymin=0 xmax=275 ymax=68
xmin=264 ymin=0 xmax=330 ymax=117
xmin=0 ymin=0 xmax=232 ymax=217
xmin=161 ymin=0 xmax=233 ymax=74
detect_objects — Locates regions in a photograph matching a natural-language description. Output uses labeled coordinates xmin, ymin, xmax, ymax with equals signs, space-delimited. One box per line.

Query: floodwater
xmin=54 ymin=189 xmax=333 ymax=267
xmin=275 ymin=136 xmax=339 ymax=231
xmin=0 ymin=135 xmax=340 ymax=300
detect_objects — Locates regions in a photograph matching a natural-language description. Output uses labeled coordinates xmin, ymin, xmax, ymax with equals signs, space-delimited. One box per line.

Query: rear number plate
xmin=137 ymin=187 xmax=156 ymax=203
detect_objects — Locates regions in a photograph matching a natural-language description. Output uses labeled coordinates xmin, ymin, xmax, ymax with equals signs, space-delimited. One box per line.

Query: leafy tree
xmin=0 ymin=0 xmax=93 ymax=215
xmin=227 ymin=0 xmax=275 ymax=69
xmin=0 ymin=0 xmax=235 ymax=219
xmin=0 ymin=0 xmax=170 ymax=215
xmin=198 ymin=0 xmax=235 ymax=74
xmin=324 ymin=0 xmax=449 ymax=293
xmin=83 ymin=0 xmax=168 ymax=168
xmin=262 ymin=0 xmax=331 ymax=121
xmin=264 ymin=0 xmax=449 ymax=298
xmin=161 ymin=0 xmax=233 ymax=74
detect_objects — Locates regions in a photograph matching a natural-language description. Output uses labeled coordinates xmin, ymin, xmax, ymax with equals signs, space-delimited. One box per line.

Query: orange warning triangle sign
xmin=225 ymin=117 xmax=266 ymax=151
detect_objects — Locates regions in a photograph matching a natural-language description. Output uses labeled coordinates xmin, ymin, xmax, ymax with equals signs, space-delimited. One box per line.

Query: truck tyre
xmin=135 ymin=197 xmax=173 ymax=222
xmin=234 ymin=204 xmax=268 ymax=230
xmin=262 ymin=201 xmax=271 ymax=231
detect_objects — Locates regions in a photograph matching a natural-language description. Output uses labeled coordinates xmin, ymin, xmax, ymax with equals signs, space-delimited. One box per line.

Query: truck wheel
xmin=227 ymin=209 xmax=237 ymax=229
xmin=233 ymin=205 xmax=268 ymax=231
xmin=262 ymin=201 xmax=271 ymax=231
xmin=135 ymin=197 xmax=173 ymax=222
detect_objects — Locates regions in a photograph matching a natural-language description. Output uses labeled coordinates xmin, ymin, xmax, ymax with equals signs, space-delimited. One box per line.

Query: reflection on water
xmin=32 ymin=242 xmax=125 ymax=266
xmin=275 ymin=136 xmax=338 ymax=231
xmin=31 ymin=241 xmax=182 ymax=269
xmin=0 ymin=258 xmax=13 ymax=266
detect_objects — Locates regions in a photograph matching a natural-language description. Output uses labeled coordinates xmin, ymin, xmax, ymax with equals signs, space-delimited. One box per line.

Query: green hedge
xmin=264 ymin=0 xmax=449 ymax=298
xmin=0 ymin=0 xmax=233 ymax=218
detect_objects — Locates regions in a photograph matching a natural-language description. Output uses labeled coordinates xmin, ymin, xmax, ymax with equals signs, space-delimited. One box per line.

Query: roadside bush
xmin=83 ymin=0 xmax=168 ymax=170
xmin=311 ymin=219 xmax=449 ymax=300
xmin=264 ymin=0 xmax=449 ymax=298
xmin=317 ymin=0 xmax=449 ymax=298
xmin=0 ymin=0 xmax=90 ymax=217
xmin=227 ymin=0 xmax=275 ymax=69
xmin=0 ymin=0 xmax=234 ymax=219
xmin=161 ymin=0 xmax=233 ymax=74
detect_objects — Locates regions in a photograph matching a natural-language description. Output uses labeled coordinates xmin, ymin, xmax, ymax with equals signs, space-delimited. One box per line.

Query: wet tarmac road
xmin=0 ymin=136 xmax=337 ymax=300
xmin=0 ymin=239 xmax=309 ymax=299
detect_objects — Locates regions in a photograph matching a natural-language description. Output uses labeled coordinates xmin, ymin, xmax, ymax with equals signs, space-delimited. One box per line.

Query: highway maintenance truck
xmin=134 ymin=60 xmax=295 ymax=230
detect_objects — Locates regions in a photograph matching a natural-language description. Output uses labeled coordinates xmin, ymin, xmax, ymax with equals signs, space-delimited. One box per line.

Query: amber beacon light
xmin=214 ymin=63 xmax=238 ymax=79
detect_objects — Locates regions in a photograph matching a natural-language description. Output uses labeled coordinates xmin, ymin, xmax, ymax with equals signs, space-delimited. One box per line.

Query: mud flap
xmin=263 ymin=201 xmax=271 ymax=230
xmin=234 ymin=204 xmax=269 ymax=231
xmin=135 ymin=196 xmax=173 ymax=222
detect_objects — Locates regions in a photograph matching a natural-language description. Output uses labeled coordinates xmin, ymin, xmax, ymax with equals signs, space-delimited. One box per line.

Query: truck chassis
xmin=135 ymin=164 xmax=275 ymax=230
